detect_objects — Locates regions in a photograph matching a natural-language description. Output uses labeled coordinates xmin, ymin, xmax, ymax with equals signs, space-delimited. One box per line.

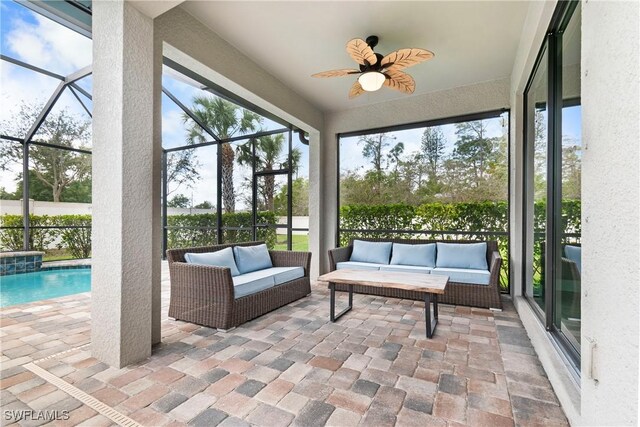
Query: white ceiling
xmin=181 ymin=1 xmax=531 ymax=112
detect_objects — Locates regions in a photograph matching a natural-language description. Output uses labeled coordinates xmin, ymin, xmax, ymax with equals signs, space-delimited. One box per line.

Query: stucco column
xmin=308 ymin=130 xmax=322 ymax=278
xmin=91 ymin=0 xmax=157 ymax=367
xmin=581 ymin=1 xmax=639 ymax=424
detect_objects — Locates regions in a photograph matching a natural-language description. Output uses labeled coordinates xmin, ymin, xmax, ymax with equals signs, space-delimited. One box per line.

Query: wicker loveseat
xmin=328 ymin=238 xmax=502 ymax=309
xmin=167 ymin=241 xmax=311 ymax=330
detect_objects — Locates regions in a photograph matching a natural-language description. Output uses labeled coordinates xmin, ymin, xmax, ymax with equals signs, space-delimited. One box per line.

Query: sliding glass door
xmin=524 ymin=0 xmax=581 ymax=368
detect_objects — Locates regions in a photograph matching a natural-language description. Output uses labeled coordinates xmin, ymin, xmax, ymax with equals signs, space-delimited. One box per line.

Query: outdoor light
xmin=358 ymin=71 xmax=386 ymax=92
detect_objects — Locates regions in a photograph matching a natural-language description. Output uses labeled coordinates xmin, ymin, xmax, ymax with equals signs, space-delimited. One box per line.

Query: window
xmin=523 ymin=0 xmax=582 ymax=368
xmin=338 ymin=110 xmax=510 ymax=291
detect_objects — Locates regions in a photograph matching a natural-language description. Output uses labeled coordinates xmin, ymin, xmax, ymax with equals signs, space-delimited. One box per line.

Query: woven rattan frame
xmin=328 ymin=238 xmax=502 ymax=309
xmin=167 ymin=242 xmax=311 ymax=329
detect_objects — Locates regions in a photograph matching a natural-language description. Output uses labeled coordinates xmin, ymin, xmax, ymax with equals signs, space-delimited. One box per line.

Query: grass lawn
xmin=43 ymin=249 xmax=75 ymax=262
xmin=274 ymin=234 xmax=309 ymax=251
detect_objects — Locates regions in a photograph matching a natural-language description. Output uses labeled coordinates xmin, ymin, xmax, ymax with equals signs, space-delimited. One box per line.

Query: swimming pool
xmin=0 ymin=268 xmax=91 ymax=307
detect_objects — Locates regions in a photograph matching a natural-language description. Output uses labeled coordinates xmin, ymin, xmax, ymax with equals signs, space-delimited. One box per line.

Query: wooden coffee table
xmin=317 ymin=269 xmax=449 ymax=338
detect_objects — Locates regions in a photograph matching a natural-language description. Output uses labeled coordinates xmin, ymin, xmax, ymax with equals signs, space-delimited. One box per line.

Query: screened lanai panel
xmin=166 ymin=145 xmax=218 ymax=249
xmin=161 ymin=92 xmax=200 ymax=150
xmin=28 ymin=145 xmax=91 ymax=203
xmin=0 ymin=61 xmax=62 ymax=139
xmin=32 ymin=88 xmax=92 ymax=149
xmin=255 ymin=173 xmax=288 ymax=250
xmin=0 ymin=1 xmax=91 ymax=76
xmin=250 ymin=131 xmax=290 ymax=173
xmin=74 ymin=74 xmax=92 ymax=95
xmin=26 ymin=146 xmax=91 ymax=260
xmin=338 ymin=112 xmax=510 ymax=290
xmin=290 ymin=135 xmax=309 ymax=251
xmin=221 ymin=140 xmax=254 ymax=245
xmin=0 ymin=139 xmax=23 ymax=251
xmin=163 ymin=65 xmax=287 ymax=145
xmin=71 ymin=75 xmax=93 ymax=112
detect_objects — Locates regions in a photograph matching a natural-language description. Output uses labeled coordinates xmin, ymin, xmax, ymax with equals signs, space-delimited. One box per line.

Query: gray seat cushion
xmin=268 ymin=267 xmax=305 ymax=286
xmin=432 ymin=267 xmax=490 ymax=285
xmin=379 ymin=265 xmax=433 ymax=274
xmin=232 ymin=269 xmax=276 ymax=298
xmin=336 ymin=261 xmax=382 ymax=271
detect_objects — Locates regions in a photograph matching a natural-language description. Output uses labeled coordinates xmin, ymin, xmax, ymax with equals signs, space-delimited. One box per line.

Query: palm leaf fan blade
xmin=311 ymin=69 xmax=360 ymax=78
xmin=381 ymin=48 xmax=434 ymax=71
xmin=348 ymin=81 xmax=365 ymax=98
xmin=383 ymin=70 xmax=415 ymax=94
xmin=346 ymin=38 xmax=378 ymax=66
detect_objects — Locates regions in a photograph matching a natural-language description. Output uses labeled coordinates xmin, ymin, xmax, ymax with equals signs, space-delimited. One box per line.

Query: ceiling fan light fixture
xmin=358 ymin=71 xmax=386 ymax=92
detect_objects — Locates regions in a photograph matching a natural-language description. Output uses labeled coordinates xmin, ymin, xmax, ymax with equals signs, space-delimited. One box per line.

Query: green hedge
xmin=0 ymin=211 xmax=279 ymax=259
xmin=0 ymin=214 xmax=91 ymax=257
xmin=339 ymin=200 xmax=581 ymax=290
xmin=166 ymin=212 xmax=277 ymax=249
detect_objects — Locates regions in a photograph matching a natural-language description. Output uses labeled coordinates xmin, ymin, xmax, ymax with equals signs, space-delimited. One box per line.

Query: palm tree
xmin=183 ymin=96 xmax=261 ymax=213
xmin=237 ymin=134 xmax=301 ymax=211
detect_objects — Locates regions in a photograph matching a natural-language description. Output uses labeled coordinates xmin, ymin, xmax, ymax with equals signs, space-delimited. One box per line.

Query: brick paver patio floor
xmin=0 ymin=263 xmax=568 ymax=426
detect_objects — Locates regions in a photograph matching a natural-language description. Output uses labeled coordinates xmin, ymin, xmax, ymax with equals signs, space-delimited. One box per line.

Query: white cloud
xmin=4 ymin=11 xmax=91 ymax=75
xmin=1 ymin=7 xmax=92 ymax=126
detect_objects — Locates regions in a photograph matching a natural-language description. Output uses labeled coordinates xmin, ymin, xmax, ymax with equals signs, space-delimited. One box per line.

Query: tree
xmin=168 ymin=194 xmax=190 ymax=208
xmin=387 ymin=142 xmax=404 ymax=173
xmin=166 ymin=149 xmax=200 ymax=196
xmin=451 ymin=120 xmax=497 ymax=188
xmin=358 ymin=133 xmax=394 ymax=174
xmin=357 ymin=133 xmax=404 ymax=196
xmin=421 ymin=127 xmax=446 ymax=180
xmin=274 ymin=178 xmax=309 ymax=216
xmin=183 ymin=96 xmax=261 ymax=213
xmin=237 ymin=134 xmax=301 ymax=211
xmin=194 ymin=201 xmax=214 ymax=209
xmin=0 ymin=104 xmax=91 ymax=202
xmin=11 ymin=170 xmax=91 ymax=202
xmin=562 ymin=138 xmax=581 ymax=200
xmin=533 ymin=108 xmax=548 ymax=200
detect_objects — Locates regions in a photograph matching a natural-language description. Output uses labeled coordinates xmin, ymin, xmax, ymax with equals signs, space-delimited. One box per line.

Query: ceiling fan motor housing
xmin=365 ymin=35 xmax=379 ymax=48
xmin=359 ymin=53 xmax=384 ymax=71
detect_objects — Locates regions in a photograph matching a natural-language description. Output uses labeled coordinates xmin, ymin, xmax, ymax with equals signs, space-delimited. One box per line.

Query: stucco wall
xmin=319 ymin=78 xmax=511 ymax=273
xmin=581 ymin=1 xmax=639 ymax=424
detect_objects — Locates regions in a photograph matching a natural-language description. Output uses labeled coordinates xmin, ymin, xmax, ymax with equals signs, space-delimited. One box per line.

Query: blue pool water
xmin=0 ymin=268 xmax=91 ymax=307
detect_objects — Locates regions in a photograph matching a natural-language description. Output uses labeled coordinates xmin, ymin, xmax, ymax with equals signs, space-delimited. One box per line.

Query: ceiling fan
xmin=311 ymin=35 xmax=434 ymax=98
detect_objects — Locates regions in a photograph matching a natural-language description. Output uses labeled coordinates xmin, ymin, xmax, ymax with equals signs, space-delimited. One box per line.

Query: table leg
xmin=425 ymin=293 xmax=438 ymax=338
xmin=329 ymin=283 xmax=353 ymax=322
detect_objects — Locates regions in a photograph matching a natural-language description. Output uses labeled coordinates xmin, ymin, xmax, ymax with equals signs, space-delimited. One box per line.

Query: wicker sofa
xmin=328 ymin=238 xmax=503 ymax=309
xmin=167 ymin=241 xmax=311 ymax=330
